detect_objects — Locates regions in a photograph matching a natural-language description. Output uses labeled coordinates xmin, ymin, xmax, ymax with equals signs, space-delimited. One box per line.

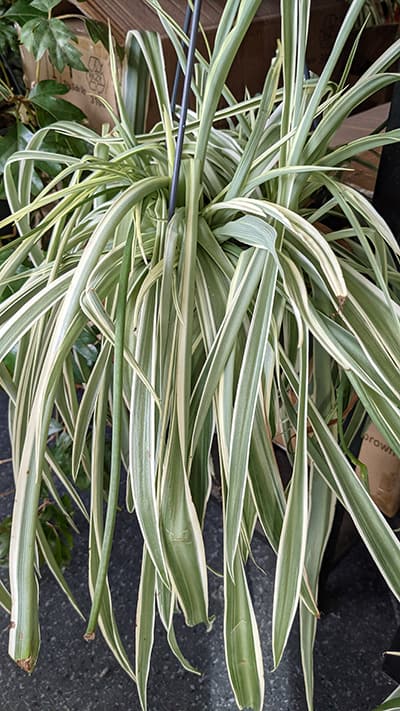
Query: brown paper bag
xmin=357 ymin=422 xmax=400 ymax=518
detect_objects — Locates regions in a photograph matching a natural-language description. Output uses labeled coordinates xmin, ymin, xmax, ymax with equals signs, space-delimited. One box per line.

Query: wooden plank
xmin=331 ymin=103 xmax=390 ymax=195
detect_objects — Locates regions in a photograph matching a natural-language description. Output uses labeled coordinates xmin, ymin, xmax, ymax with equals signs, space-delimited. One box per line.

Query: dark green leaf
xmin=4 ymin=0 xmax=43 ymax=22
xmin=73 ymin=331 xmax=98 ymax=367
xmin=0 ymin=122 xmax=46 ymax=198
xmin=0 ymin=516 xmax=12 ymax=567
xmin=0 ymin=122 xmax=34 ymax=176
xmin=31 ymin=0 xmax=61 ymax=11
xmin=29 ymin=93 xmax=86 ymax=126
xmin=0 ymin=20 xmax=17 ymax=53
xmin=20 ymin=18 xmax=87 ymax=72
xmin=84 ymin=18 xmax=109 ymax=48
xmin=39 ymin=130 xmax=90 ymax=174
xmin=29 ymin=79 xmax=69 ymax=97
xmin=84 ymin=19 xmax=124 ymax=62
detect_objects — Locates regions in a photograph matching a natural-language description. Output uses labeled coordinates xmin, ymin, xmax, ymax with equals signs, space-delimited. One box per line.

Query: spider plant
xmin=1 ymin=0 xmax=400 ymax=709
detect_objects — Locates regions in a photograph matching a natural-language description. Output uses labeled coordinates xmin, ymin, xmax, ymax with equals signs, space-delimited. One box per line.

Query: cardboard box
xmin=357 ymin=421 xmax=400 ymax=518
xmin=20 ymin=18 xmax=118 ymax=132
xmin=274 ymin=409 xmax=400 ymax=518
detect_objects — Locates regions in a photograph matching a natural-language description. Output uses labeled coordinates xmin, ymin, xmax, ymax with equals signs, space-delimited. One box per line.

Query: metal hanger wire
xmin=168 ymin=0 xmax=203 ymax=221
xmin=170 ymin=4 xmax=193 ymax=116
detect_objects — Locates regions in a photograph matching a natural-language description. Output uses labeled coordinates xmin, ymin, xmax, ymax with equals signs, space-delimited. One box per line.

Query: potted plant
xmin=0 ymin=0 xmax=400 ymax=709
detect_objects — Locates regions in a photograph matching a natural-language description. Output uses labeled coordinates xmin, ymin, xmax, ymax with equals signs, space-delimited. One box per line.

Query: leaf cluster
xmin=0 ymin=0 xmax=16 ymax=52
xmin=0 ymin=492 xmax=75 ymax=570
xmin=37 ymin=494 xmax=75 ymax=569
xmin=0 ymin=1 xmax=117 ymax=199
xmin=2 ymin=0 xmax=85 ymax=71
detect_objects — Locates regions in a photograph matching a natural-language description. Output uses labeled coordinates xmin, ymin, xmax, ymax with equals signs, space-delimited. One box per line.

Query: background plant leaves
xmin=20 ymin=17 xmax=87 ymax=72
xmin=84 ymin=18 xmax=125 ymax=61
xmin=4 ymin=0 xmax=43 ymax=23
xmin=29 ymin=80 xmax=86 ymax=125
xmin=0 ymin=122 xmax=34 ymax=199
xmin=84 ymin=18 xmax=109 ymax=48
xmin=0 ymin=19 xmax=17 ymax=53
xmin=31 ymin=0 xmax=61 ymax=11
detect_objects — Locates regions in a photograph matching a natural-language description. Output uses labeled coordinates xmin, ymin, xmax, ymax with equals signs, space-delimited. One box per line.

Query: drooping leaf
xmin=156 ymin=576 xmax=199 ymax=675
xmin=225 ymin=550 xmax=264 ymax=711
xmin=272 ymin=332 xmax=310 ymax=668
xmin=160 ymin=413 xmax=210 ymax=629
xmin=135 ymin=548 xmax=156 ymax=711
xmin=300 ymin=340 xmax=336 ymax=711
xmin=225 ymin=250 xmax=278 ymax=573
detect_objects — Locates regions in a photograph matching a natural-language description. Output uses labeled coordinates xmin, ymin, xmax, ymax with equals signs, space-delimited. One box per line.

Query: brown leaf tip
xmin=17 ymin=656 xmax=35 ymax=674
xmin=84 ymin=632 xmax=96 ymax=642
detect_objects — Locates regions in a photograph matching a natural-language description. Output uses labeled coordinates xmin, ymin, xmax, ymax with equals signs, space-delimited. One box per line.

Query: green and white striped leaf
xmin=225 ymin=549 xmax=264 ymax=711
xmin=272 ymin=332 xmax=310 ymax=667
